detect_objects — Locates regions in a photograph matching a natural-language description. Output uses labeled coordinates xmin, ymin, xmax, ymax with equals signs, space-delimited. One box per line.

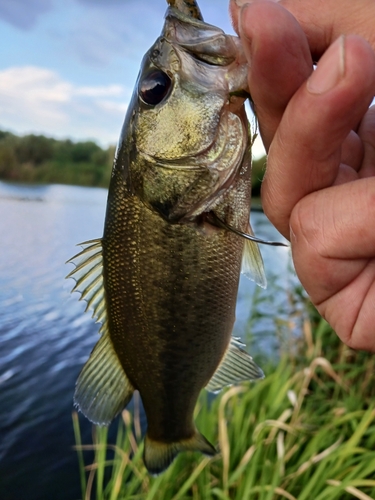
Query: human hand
xmin=230 ymin=0 xmax=375 ymax=351
xmin=236 ymin=0 xmax=375 ymax=62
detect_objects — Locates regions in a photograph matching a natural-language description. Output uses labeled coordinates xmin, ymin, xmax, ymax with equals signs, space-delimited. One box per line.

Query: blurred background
xmin=0 ymin=2 xmax=294 ymax=500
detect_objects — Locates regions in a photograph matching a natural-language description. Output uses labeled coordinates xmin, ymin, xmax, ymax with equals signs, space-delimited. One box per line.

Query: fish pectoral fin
xmin=241 ymin=223 xmax=267 ymax=289
xmin=74 ymin=332 xmax=134 ymax=425
xmin=143 ymin=430 xmax=216 ymax=475
xmin=206 ymin=338 xmax=264 ymax=394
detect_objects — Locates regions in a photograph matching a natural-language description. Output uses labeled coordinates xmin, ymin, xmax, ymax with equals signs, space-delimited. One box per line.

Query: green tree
xmin=0 ymin=139 xmax=18 ymax=179
xmin=15 ymin=134 xmax=55 ymax=165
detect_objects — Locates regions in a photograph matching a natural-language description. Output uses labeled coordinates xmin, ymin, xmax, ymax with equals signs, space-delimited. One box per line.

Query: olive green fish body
xmin=68 ymin=1 xmax=265 ymax=475
xmin=103 ymin=150 xmax=250 ymax=443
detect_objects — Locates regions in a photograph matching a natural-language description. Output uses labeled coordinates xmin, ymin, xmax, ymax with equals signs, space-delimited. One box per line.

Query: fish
xmin=67 ymin=0 xmax=266 ymax=475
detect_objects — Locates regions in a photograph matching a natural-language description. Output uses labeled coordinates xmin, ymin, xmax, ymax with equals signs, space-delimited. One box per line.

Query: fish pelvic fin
xmin=206 ymin=338 xmax=264 ymax=394
xmin=74 ymin=332 xmax=134 ymax=425
xmin=143 ymin=430 xmax=216 ymax=475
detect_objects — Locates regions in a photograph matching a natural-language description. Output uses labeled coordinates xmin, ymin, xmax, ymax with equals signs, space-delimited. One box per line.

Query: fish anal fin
xmin=241 ymin=223 xmax=267 ymax=289
xmin=74 ymin=332 xmax=134 ymax=425
xmin=206 ymin=338 xmax=264 ymax=394
xmin=143 ymin=430 xmax=216 ymax=475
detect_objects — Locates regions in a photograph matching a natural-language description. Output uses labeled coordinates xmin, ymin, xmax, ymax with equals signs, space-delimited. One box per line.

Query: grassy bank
xmin=73 ymin=303 xmax=375 ymax=500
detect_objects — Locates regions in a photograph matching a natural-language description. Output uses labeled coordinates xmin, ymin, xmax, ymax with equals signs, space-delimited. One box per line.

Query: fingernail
xmin=307 ymin=36 xmax=346 ymax=94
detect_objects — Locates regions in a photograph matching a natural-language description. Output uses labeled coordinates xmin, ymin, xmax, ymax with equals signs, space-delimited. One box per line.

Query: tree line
xmin=0 ymin=129 xmax=116 ymax=188
xmin=0 ymin=129 xmax=266 ymax=193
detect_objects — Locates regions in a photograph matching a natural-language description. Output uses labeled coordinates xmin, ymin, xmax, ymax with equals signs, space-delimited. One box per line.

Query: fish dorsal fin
xmin=66 ymin=239 xmax=108 ymax=329
xmin=241 ymin=223 xmax=267 ymax=289
xmin=74 ymin=332 xmax=134 ymax=425
xmin=206 ymin=338 xmax=264 ymax=393
xmin=144 ymin=429 xmax=216 ymax=475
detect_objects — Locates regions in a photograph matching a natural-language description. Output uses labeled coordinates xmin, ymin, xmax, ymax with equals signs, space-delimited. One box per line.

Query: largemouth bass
xmin=67 ymin=0 xmax=266 ymax=475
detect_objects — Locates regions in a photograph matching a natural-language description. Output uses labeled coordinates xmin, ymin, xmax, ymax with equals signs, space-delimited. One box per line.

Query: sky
xmin=0 ymin=0 xmax=265 ymax=155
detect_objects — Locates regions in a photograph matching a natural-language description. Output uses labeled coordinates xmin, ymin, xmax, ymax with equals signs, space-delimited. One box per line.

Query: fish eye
xmin=139 ymin=70 xmax=172 ymax=106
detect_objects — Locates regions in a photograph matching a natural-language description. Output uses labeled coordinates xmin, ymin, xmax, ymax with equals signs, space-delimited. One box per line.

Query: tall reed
xmin=73 ymin=295 xmax=375 ymax=499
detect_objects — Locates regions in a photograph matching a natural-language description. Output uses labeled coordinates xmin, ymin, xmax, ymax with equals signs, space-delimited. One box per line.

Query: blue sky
xmin=0 ymin=0 xmax=265 ymax=155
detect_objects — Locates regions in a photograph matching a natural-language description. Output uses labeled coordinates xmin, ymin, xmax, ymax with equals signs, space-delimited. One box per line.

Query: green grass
xmin=73 ymin=306 xmax=375 ymax=500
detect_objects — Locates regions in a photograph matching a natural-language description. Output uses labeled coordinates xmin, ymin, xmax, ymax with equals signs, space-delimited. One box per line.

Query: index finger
xmin=230 ymin=0 xmax=312 ymax=149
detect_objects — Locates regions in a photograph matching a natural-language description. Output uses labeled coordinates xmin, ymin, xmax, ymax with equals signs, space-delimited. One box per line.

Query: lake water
xmin=0 ymin=181 xmax=300 ymax=500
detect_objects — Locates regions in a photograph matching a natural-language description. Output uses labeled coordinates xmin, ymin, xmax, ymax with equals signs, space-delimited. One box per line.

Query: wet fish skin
xmin=68 ymin=1 xmax=265 ymax=475
xmin=104 ymin=149 xmax=248 ymax=437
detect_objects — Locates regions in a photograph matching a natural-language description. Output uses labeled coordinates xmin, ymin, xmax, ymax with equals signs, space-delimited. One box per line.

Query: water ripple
xmin=0 ymin=182 xmax=300 ymax=500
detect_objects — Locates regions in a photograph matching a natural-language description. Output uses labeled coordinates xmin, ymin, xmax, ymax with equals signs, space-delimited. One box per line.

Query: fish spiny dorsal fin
xmin=74 ymin=333 xmax=134 ymax=425
xmin=66 ymin=239 xmax=108 ymax=327
xmin=241 ymin=223 xmax=267 ymax=289
xmin=143 ymin=430 xmax=216 ymax=475
xmin=206 ymin=338 xmax=264 ymax=393
xmin=166 ymin=0 xmax=203 ymax=20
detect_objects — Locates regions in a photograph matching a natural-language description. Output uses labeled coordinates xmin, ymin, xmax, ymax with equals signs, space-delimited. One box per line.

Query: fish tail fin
xmin=143 ymin=430 xmax=216 ymax=475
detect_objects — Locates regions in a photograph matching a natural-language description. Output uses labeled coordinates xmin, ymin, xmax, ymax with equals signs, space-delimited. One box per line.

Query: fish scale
xmin=67 ymin=0 xmax=266 ymax=475
xmin=103 ymin=168 xmax=242 ymax=401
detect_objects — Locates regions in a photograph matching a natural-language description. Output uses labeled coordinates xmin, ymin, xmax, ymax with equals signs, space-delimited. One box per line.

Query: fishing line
xmin=210 ymin=212 xmax=289 ymax=247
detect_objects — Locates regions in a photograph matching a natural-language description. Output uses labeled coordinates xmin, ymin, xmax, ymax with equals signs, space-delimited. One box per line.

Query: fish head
xmin=115 ymin=7 xmax=251 ymax=223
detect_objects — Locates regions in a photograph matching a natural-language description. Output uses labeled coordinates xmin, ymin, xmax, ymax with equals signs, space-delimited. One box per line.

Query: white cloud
xmin=75 ymin=85 xmax=125 ymax=97
xmin=0 ymin=66 xmax=132 ymax=145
